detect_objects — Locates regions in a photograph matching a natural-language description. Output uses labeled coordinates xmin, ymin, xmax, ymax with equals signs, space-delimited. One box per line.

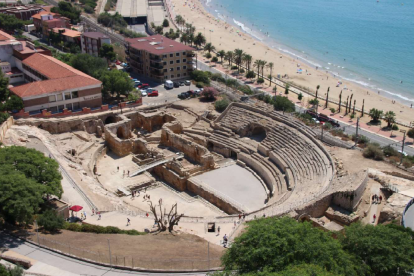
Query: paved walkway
xmin=0 ymin=232 xmax=207 ymax=276
xmin=366 ymin=182 xmax=384 ymax=226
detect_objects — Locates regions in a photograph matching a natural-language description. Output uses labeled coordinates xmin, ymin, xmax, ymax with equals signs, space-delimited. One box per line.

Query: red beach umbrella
xmin=70 ymin=205 xmax=83 ymax=212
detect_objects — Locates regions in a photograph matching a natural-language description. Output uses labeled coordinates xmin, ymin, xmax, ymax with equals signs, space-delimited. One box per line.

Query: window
xmin=169 ymin=68 xmax=174 ymax=71
xmin=163 ymin=61 xmax=167 ymax=65
xmin=182 ymin=52 xmax=186 ymax=55
xmin=164 ymin=75 xmax=168 ymax=79
xmin=49 ymin=95 xmax=56 ymax=102
xmin=73 ymin=102 xmax=80 ymax=110
xmin=163 ymin=69 xmax=167 ymax=73
xmin=183 ymin=73 xmax=187 ymax=76
xmin=57 ymin=94 xmax=63 ymax=101
xmin=170 ymin=53 xmax=173 ymax=57
xmin=49 ymin=106 xmax=57 ymax=113
xmin=64 ymin=92 xmax=71 ymax=100
xmin=72 ymin=91 xmax=78 ymax=98
xmin=171 ymin=75 xmax=174 ymax=78
xmin=183 ymin=65 xmax=187 ymax=69
xmin=176 ymin=52 xmax=180 ymax=57
xmin=162 ymin=54 xmax=167 ymax=58
xmin=177 ymin=66 xmax=180 ymax=70
xmin=183 ymin=58 xmax=187 ymax=63
xmin=66 ymin=103 xmax=73 ymax=110
xmin=169 ymin=61 xmax=173 ymax=65
xmin=176 ymin=60 xmax=180 ymax=64
xmin=177 ymin=73 xmax=181 ymax=77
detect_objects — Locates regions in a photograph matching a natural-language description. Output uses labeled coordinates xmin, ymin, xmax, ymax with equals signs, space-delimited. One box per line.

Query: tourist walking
xmin=217 ymin=226 xmax=220 ymax=236
xmin=83 ymin=211 xmax=87 ymax=219
xmin=379 ymin=195 xmax=382 ymax=204
xmin=92 ymin=209 xmax=95 ymax=216
xmin=117 ymin=166 xmax=119 ymax=172
xmin=223 ymin=234 xmax=228 ymax=248
xmin=127 ymin=218 xmax=131 ymax=226
xmin=373 ymin=214 xmax=376 ymax=223
xmin=98 ymin=212 xmax=101 ymax=220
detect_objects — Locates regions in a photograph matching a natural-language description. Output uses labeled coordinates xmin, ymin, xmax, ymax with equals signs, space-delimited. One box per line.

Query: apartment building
xmin=81 ymin=32 xmax=111 ymax=56
xmin=10 ymin=53 xmax=102 ymax=113
xmin=31 ymin=12 xmax=70 ymax=38
xmin=125 ymin=35 xmax=195 ymax=82
xmin=0 ymin=4 xmax=44 ymax=21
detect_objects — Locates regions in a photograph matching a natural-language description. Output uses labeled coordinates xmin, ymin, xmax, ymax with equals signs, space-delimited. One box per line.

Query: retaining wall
xmin=0 ymin=116 xmax=14 ymax=143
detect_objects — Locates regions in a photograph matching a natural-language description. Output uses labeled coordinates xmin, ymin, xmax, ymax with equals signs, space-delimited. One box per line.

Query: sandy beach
xmin=168 ymin=0 xmax=414 ymax=127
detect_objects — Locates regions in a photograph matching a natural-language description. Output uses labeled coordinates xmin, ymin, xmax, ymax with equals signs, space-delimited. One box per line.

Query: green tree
xmin=99 ymin=43 xmax=116 ymax=63
xmin=340 ymin=223 xmax=414 ymax=276
xmin=368 ymin=108 xmax=383 ymax=123
xmin=267 ymin=62 xmax=274 ymax=85
xmin=175 ymin=15 xmax=185 ymax=31
xmin=284 ymin=83 xmax=290 ymax=94
xmin=224 ymin=51 xmax=233 ymax=66
xmin=273 ymin=96 xmax=295 ymax=112
xmin=253 ymin=59 xmax=261 ymax=80
xmin=190 ymin=70 xmax=210 ymax=85
xmin=100 ymin=69 xmax=134 ymax=97
xmin=217 ymin=50 xmax=225 ymax=63
xmin=51 ymin=2 xmax=81 ymax=24
xmin=240 ymin=264 xmax=338 ymax=276
xmin=243 ymin=54 xmax=252 ymax=72
xmin=201 ymin=87 xmax=218 ymax=100
xmin=407 ymin=128 xmax=414 ymax=144
xmin=0 ymin=112 xmax=10 ymax=124
xmin=204 ymin=42 xmax=215 ymax=54
xmin=233 ymin=48 xmax=244 ymax=73
xmin=38 ymin=209 xmax=65 ymax=232
xmin=0 ymin=13 xmax=27 ymax=33
xmin=1 ymin=95 xmax=23 ymax=112
xmin=70 ymin=54 xmax=107 ymax=78
xmin=0 ymin=70 xmax=10 ymax=101
xmin=298 ymin=92 xmax=303 ymax=101
xmin=384 ymin=111 xmax=396 ymax=128
xmin=245 ymin=71 xmax=255 ymax=79
xmin=221 ymin=217 xmax=364 ymax=276
xmin=194 ymin=32 xmax=206 ymax=48
xmin=162 ymin=19 xmax=169 ymax=27
xmin=214 ymin=96 xmax=229 ymax=112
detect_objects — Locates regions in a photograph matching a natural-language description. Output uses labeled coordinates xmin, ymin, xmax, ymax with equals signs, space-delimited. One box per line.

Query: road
xmin=0 ymin=232 xmax=207 ymax=276
xmin=196 ymin=61 xmax=414 ymax=156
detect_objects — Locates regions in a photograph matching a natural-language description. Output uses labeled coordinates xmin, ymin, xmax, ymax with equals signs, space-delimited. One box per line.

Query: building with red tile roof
xmin=10 ymin=53 xmax=102 ymax=113
xmin=125 ymin=35 xmax=195 ymax=82
xmin=81 ymin=32 xmax=111 ymax=56
xmin=0 ymin=5 xmax=44 ymax=21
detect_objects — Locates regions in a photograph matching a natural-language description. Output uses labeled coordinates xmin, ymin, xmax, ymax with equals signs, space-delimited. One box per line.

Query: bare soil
xmin=26 ymin=229 xmax=224 ymax=269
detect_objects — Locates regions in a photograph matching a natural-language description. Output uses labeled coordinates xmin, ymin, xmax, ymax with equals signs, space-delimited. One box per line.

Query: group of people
xmin=117 ymin=166 xmax=130 ymax=178
xmin=372 ymin=194 xmax=382 ymax=204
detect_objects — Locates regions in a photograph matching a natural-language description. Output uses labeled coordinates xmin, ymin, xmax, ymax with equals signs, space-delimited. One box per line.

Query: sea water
xmin=202 ymin=0 xmax=414 ymax=105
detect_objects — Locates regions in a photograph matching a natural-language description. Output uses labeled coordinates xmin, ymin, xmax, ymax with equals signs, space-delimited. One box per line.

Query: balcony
xmin=186 ymin=52 xmax=195 ymax=57
xmin=149 ymin=54 xmax=162 ymax=62
xmin=150 ymin=69 xmax=164 ymax=76
xmin=150 ymin=63 xmax=163 ymax=70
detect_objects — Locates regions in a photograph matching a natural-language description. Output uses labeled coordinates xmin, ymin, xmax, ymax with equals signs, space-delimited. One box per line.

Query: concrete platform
xmin=189 ymin=165 xmax=267 ymax=212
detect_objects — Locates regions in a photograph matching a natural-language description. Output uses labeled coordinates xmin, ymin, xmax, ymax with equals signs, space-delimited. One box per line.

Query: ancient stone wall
xmin=153 ymin=165 xmax=187 ymax=191
xmin=0 ymin=116 xmax=14 ymax=143
xmin=161 ymin=122 xmax=214 ymax=169
xmin=126 ymin=110 xmax=175 ymax=132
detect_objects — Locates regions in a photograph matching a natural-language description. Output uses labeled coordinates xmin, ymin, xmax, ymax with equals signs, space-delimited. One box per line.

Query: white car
xmin=398 ymin=150 xmax=407 ymax=156
xmin=141 ymin=90 xmax=147 ymax=97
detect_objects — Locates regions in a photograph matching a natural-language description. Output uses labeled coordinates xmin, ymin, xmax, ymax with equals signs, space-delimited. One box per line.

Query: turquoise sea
xmin=202 ymin=0 xmax=414 ymax=105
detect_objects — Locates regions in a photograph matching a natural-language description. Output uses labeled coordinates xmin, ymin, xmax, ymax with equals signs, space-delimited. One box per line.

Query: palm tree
xmin=368 ymin=108 xmax=383 ymax=123
xmin=260 ymin=60 xmax=267 ymax=79
xmin=225 ymin=51 xmax=233 ymax=67
xmin=253 ymin=59 xmax=261 ymax=80
xmin=204 ymin=42 xmax=215 ymax=53
xmin=175 ymin=15 xmax=185 ymax=31
xmin=233 ymin=48 xmax=244 ymax=73
xmin=180 ymin=33 xmax=188 ymax=45
xmin=188 ymin=33 xmax=195 ymax=46
xmin=243 ymin=54 xmax=252 ymax=71
xmin=384 ymin=111 xmax=396 ymax=128
xmin=194 ymin=33 xmax=206 ymax=48
xmin=267 ymin=62 xmax=274 ymax=86
xmin=217 ymin=50 xmax=225 ymax=63
xmin=315 ymin=85 xmax=320 ymax=99
xmin=339 ymin=90 xmax=342 ymax=113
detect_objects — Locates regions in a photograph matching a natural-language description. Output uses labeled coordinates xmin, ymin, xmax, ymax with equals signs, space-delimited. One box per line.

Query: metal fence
xmin=26 ymin=235 xmax=221 ymax=271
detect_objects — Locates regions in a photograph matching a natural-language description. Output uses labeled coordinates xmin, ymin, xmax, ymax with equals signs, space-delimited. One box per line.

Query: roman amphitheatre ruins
xmin=2 ymin=98 xmax=414 ymax=250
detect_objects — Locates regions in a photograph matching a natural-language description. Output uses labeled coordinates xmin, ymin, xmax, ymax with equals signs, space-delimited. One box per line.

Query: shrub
xmin=190 ymin=70 xmax=210 ymax=85
xmin=124 ymin=229 xmax=142 ymax=235
xmin=83 ymin=5 xmax=94 ymax=13
xmin=210 ymin=73 xmax=222 ymax=81
xmin=284 ymin=83 xmax=290 ymax=94
xmin=323 ymin=122 xmax=332 ymax=130
xmin=225 ymin=78 xmax=238 ymax=87
xmin=298 ymin=93 xmax=303 ymax=101
xmin=211 ymin=56 xmax=218 ymax=62
xmin=245 ymin=71 xmax=255 ymax=79
xmin=162 ymin=19 xmax=169 ymax=27
xmin=127 ymin=92 xmax=140 ymax=102
xmin=257 ymin=78 xmax=264 ymax=84
xmin=257 ymin=93 xmax=265 ymax=101
xmin=64 ymin=223 xmax=146 ymax=235
xmin=64 ymin=222 xmax=82 ymax=232
xmin=273 ymin=96 xmax=295 ymax=113
xmin=330 ymin=107 xmax=336 ymax=114
xmin=231 ymin=65 xmax=238 ymax=70
xmin=264 ymin=94 xmax=272 ymax=104
xmin=240 ymin=68 xmax=245 ymax=73
xmin=105 ymin=226 xmax=122 ymax=234
xmin=402 ymin=158 xmax=413 ymax=168
xmin=363 ymin=143 xmax=384 ymax=161
xmin=38 ymin=210 xmax=64 ymax=232
xmin=215 ymin=97 xmax=229 ymax=112
xmin=239 ymin=85 xmax=253 ymax=95
xmin=201 ymin=87 xmax=219 ymax=100
xmin=309 ymin=98 xmax=319 ymax=105
xmin=392 ymin=124 xmax=399 ymax=130
xmin=0 ymin=112 xmax=10 ymax=124
xmin=205 ymin=52 xmax=212 ymax=59
xmin=196 ymin=82 xmax=205 ymax=88
xmin=382 ymin=145 xmax=399 ymax=157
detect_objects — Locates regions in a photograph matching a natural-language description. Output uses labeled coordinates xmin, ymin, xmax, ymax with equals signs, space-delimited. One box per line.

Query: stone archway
xmin=117 ymin=127 xmax=125 ymax=139
xmin=241 ymin=123 xmax=267 ymax=142
xmin=104 ymin=116 xmax=116 ymax=125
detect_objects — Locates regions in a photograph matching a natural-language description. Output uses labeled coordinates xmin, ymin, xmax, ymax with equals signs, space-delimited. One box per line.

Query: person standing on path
xmin=98 ymin=212 xmax=101 ymax=220
xmin=373 ymin=214 xmax=376 ymax=223
xmin=83 ymin=211 xmax=86 ymax=220
xmin=127 ymin=218 xmax=130 ymax=226
xmin=217 ymin=226 xmax=220 ymax=236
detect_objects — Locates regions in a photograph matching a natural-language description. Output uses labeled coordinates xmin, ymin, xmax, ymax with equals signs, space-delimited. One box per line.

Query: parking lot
xmin=128 ymin=72 xmax=196 ymax=106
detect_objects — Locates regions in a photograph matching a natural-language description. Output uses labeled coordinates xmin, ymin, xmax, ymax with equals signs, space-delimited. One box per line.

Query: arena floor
xmin=189 ymin=164 xmax=268 ymax=212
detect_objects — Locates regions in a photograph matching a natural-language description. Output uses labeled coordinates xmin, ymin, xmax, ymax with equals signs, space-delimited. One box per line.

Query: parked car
xmin=185 ymin=80 xmax=191 ymax=86
xmin=147 ymin=89 xmax=159 ymax=97
xmin=174 ymin=81 xmax=180 ymax=88
xmin=164 ymin=80 xmax=174 ymax=89
xmin=116 ymin=60 xmax=121 ymax=65
xmin=141 ymin=90 xmax=147 ymax=97
xmin=178 ymin=92 xmax=191 ymax=99
xmin=194 ymin=89 xmax=202 ymax=96
xmin=179 ymin=81 xmax=185 ymax=86
xmin=138 ymin=83 xmax=150 ymax=89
